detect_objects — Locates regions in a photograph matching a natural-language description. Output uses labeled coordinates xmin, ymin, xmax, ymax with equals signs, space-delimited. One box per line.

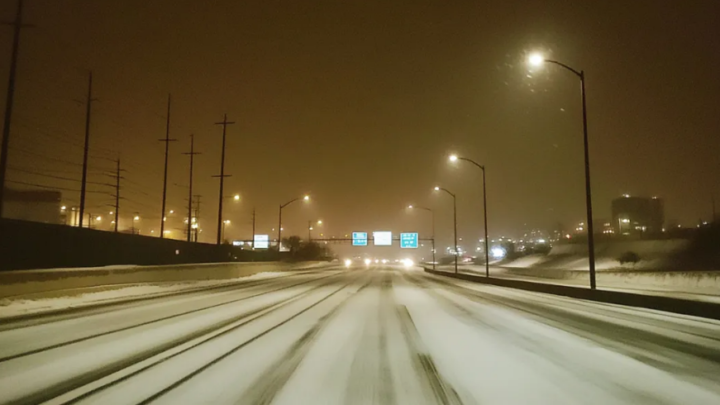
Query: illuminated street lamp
xmin=434 ymin=186 xmax=458 ymax=274
xmin=308 ymin=219 xmax=322 ymax=241
xmin=222 ymin=219 xmax=231 ymax=242
xmin=528 ymin=52 xmax=597 ymax=290
xmin=278 ymin=194 xmax=310 ymax=250
xmin=233 ymin=194 xmax=240 ymax=201
xmin=449 ymin=154 xmax=490 ymax=278
xmin=407 ymin=204 xmax=435 ymax=270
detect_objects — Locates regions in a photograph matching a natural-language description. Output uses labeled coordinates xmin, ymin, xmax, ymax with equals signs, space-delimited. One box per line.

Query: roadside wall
xmin=0 ymin=218 xmax=281 ymax=271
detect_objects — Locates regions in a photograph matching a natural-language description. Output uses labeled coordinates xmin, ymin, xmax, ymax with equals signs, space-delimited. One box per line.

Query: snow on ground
xmin=2 ymin=267 xmax=720 ymax=404
xmin=0 ymin=271 xmax=288 ymax=319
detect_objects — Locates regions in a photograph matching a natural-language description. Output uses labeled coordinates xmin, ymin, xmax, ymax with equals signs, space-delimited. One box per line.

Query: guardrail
xmin=424 ymin=267 xmax=720 ymax=321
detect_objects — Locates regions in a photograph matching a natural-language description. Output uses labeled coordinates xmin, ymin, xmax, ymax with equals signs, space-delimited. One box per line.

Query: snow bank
xmin=0 ymin=272 xmax=288 ymax=318
xmin=0 ymin=261 xmax=332 ymax=299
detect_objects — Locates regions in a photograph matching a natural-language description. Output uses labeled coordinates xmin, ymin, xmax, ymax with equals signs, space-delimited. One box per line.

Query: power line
xmin=8 ymin=166 xmax=112 ymax=186
xmin=7 ymin=179 xmax=110 ymax=194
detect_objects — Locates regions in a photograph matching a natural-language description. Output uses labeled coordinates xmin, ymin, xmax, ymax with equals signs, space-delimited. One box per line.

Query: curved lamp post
xmin=278 ymin=195 xmax=309 ymax=250
xmin=408 ymin=205 xmax=435 ymax=270
xmin=449 ymin=154 xmax=490 ymax=277
xmin=528 ymin=53 xmax=596 ymax=290
xmin=434 ymin=186 xmax=457 ymax=274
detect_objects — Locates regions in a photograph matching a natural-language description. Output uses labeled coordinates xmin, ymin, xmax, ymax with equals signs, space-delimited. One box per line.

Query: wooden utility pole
xmin=158 ymin=94 xmax=176 ymax=237
xmin=0 ymin=0 xmax=28 ymax=217
xmin=112 ymin=159 xmax=122 ymax=232
xmin=79 ymin=72 xmax=95 ymax=228
xmin=213 ymin=114 xmax=234 ymax=245
xmin=183 ymin=134 xmax=200 ymax=242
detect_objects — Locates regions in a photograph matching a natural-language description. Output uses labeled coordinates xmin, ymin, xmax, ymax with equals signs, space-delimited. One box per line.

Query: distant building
xmin=611 ymin=195 xmax=664 ymax=235
xmin=3 ymin=189 xmax=63 ymax=224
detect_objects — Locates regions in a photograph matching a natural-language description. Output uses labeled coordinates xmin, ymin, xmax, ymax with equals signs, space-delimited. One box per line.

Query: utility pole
xmin=193 ymin=194 xmax=201 ymax=242
xmin=0 ymin=0 xmax=29 ymax=217
xmin=182 ymin=134 xmax=200 ymax=242
xmin=112 ymin=159 xmax=122 ymax=232
xmin=712 ymin=194 xmax=717 ymax=223
xmin=158 ymin=94 xmax=177 ymax=238
xmin=79 ymin=72 xmax=95 ymax=228
xmin=251 ymin=207 xmax=256 ymax=245
xmin=213 ymin=114 xmax=234 ymax=245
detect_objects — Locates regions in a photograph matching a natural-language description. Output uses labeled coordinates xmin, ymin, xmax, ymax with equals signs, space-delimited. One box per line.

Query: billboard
xmin=373 ymin=231 xmax=392 ymax=246
xmin=400 ymin=233 xmax=418 ymax=249
xmin=352 ymin=232 xmax=368 ymax=246
xmin=253 ymin=234 xmax=269 ymax=249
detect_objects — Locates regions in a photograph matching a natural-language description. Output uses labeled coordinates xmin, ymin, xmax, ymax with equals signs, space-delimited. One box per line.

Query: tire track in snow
xmin=239 ymin=273 xmax=374 ymax=405
xmin=0 ymin=272 xmax=341 ymax=363
xmin=52 ymin=274 xmax=353 ymax=405
xmin=395 ymin=302 xmax=462 ymax=405
xmin=343 ymin=270 xmax=397 ymax=405
xmin=135 ymin=272 xmax=371 ymax=405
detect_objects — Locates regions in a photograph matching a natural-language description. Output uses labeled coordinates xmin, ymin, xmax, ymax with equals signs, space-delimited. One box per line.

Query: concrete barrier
xmin=425 ymin=268 xmax=720 ymax=321
xmin=0 ymin=261 xmax=333 ymax=299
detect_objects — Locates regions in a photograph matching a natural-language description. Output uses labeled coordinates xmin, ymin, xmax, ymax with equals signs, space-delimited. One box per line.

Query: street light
xmin=233 ymin=194 xmax=240 ymax=201
xmin=222 ymin=219 xmax=231 ymax=242
xmin=527 ymin=52 xmax=597 ymax=290
xmin=407 ymin=204 xmax=435 ymax=270
xmin=308 ymin=219 xmax=322 ymax=241
xmin=278 ymin=194 xmax=310 ymax=250
xmin=434 ymin=186 xmax=458 ymax=274
xmin=449 ymin=154 xmax=490 ymax=278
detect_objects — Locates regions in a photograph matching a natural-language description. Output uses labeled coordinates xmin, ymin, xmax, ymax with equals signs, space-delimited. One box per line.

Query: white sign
xmin=373 ymin=231 xmax=392 ymax=246
xmin=253 ymin=234 xmax=269 ymax=249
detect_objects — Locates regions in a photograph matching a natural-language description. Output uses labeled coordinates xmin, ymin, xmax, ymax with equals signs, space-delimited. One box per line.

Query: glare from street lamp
xmin=408 ymin=205 xmax=413 ymax=209
xmin=134 ymin=215 xmax=140 ymax=221
xmin=449 ymin=154 xmax=458 ymax=162
xmin=233 ymin=194 xmax=240 ymax=201
xmin=303 ymin=195 xmax=310 ymax=201
xmin=96 ymin=216 xmax=102 ymax=221
xmin=224 ymin=220 xmax=231 ymax=224
xmin=528 ymin=53 xmax=544 ymax=67
xmin=60 ymin=206 xmax=66 ymax=211
xmin=434 ymin=186 xmax=440 ymax=191
xmin=169 ymin=210 xmax=174 ymax=214
xmin=317 ymin=220 xmax=323 ymax=225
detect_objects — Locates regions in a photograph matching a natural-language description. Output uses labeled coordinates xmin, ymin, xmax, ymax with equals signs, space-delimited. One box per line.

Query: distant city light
xmin=134 ymin=215 xmax=140 ymax=221
xmin=233 ymin=194 xmax=240 ymax=201
xmin=303 ymin=195 xmax=310 ymax=201
xmin=491 ymin=247 xmax=507 ymax=259
xmin=344 ymin=259 xmax=352 ymax=267
xmin=95 ymin=216 xmax=102 ymax=221
xmin=449 ymin=154 xmax=458 ymax=162
xmin=623 ymin=194 xmax=630 ymax=198
xmin=364 ymin=258 xmax=371 ymax=265
xmin=537 ymin=239 xmax=546 ymax=243
xmin=402 ymin=258 xmax=414 ymax=268
xmin=434 ymin=186 xmax=440 ymax=191
xmin=408 ymin=205 xmax=413 ymax=209
xmin=60 ymin=206 xmax=67 ymax=211
xmin=169 ymin=210 xmax=174 ymax=214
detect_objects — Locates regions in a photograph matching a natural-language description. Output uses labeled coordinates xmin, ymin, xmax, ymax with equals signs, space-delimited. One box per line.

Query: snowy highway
xmin=1 ymin=265 xmax=720 ymax=404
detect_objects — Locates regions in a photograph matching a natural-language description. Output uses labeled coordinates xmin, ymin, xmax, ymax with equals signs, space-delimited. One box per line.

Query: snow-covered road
xmin=1 ymin=266 xmax=719 ymax=404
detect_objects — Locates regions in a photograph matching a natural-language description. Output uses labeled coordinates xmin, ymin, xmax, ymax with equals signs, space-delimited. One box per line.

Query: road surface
xmin=1 ymin=266 xmax=719 ymax=404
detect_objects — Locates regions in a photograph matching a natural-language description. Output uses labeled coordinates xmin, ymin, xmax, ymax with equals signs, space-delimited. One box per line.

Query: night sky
xmin=1 ymin=0 xmax=719 ymax=251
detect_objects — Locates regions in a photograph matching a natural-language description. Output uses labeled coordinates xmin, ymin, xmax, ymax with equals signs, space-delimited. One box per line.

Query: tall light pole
xmin=278 ymin=195 xmax=309 ymax=250
xmin=449 ymin=154 xmax=490 ymax=277
xmin=222 ymin=219 xmax=230 ymax=243
xmin=434 ymin=186 xmax=457 ymax=274
xmin=408 ymin=205 xmax=435 ymax=270
xmin=529 ymin=53 xmax=596 ymax=289
xmin=308 ymin=219 xmax=322 ymax=241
